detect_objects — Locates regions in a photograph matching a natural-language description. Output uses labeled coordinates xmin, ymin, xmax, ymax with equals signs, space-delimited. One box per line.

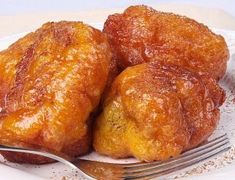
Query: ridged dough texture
xmin=103 ymin=5 xmax=229 ymax=80
xmin=0 ymin=21 xmax=111 ymax=164
xmin=93 ymin=62 xmax=225 ymax=161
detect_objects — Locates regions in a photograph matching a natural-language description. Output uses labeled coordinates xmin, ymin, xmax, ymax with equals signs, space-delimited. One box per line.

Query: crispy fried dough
xmin=0 ymin=21 xmax=111 ymax=164
xmin=93 ymin=62 xmax=225 ymax=161
xmin=103 ymin=5 xmax=229 ymax=80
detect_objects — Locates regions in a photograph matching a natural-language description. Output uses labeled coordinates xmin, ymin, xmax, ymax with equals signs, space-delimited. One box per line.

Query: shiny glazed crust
xmin=0 ymin=21 xmax=111 ymax=164
xmin=103 ymin=5 xmax=229 ymax=80
xmin=93 ymin=62 xmax=225 ymax=161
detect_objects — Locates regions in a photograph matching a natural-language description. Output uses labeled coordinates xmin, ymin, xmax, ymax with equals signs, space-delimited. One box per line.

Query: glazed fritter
xmin=93 ymin=62 xmax=225 ymax=161
xmin=103 ymin=5 xmax=229 ymax=80
xmin=0 ymin=21 xmax=111 ymax=164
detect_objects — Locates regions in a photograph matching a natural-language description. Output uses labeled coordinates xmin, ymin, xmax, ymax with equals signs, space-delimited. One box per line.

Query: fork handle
xmin=0 ymin=145 xmax=77 ymax=169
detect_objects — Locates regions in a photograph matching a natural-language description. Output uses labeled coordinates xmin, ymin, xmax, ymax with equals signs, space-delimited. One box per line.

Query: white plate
xmin=0 ymin=24 xmax=235 ymax=180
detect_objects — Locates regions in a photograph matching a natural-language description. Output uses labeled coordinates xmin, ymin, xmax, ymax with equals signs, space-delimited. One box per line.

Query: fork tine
xmin=123 ymin=137 xmax=229 ymax=175
xmin=124 ymin=145 xmax=230 ymax=180
xmin=122 ymin=139 xmax=230 ymax=179
xmin=122 ymin=133 xmax=227 ymax=168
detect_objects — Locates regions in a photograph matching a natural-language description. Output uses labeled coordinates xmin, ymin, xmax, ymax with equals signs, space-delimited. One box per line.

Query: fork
xmin=0 ymin=134 xmax=230 ymax=180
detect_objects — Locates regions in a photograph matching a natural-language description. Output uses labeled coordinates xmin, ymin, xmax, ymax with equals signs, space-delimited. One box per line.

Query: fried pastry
xmin=0 ymin=21 xmax=111 ymax=164
xmin=93 ymin=62 xmax=225 ymax=161
xmin=103 ymin=5 xmax=229 ymax=80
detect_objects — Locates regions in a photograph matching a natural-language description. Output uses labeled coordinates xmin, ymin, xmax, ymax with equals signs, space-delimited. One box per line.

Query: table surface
xmin=1 ymin=0 xmax=235 ymax=38
xmin=1 ymin=0 xmax=235 ymax=16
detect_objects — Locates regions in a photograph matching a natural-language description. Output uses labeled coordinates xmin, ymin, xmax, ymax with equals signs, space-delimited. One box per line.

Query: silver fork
xmin=0 ymin=134 xmax=230 ymax=180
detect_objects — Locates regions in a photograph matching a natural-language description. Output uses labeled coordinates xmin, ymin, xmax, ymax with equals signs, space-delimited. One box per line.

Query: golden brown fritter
xmin=103 ymin=5 xmax=229 ymax=80
xmin=93 ymin=62 xmax=225 ymax=161
xmin=0 ymin=21 xmax=111 ymax=164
